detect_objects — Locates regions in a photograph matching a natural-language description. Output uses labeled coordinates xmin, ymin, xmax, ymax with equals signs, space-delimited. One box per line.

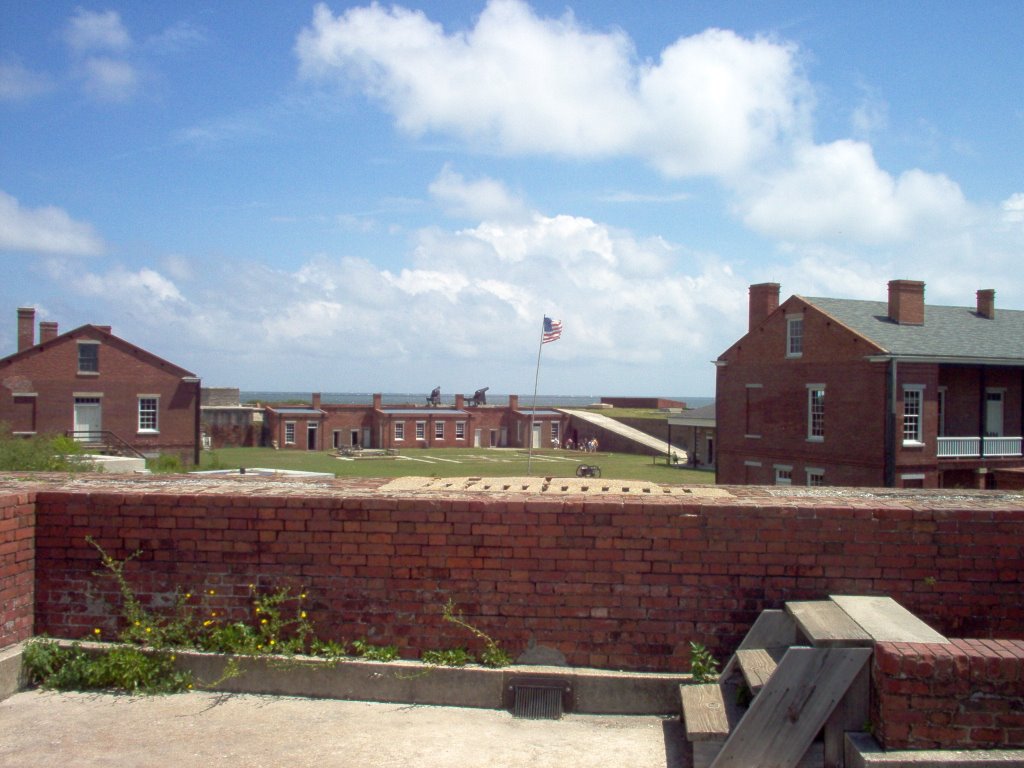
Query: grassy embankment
xmin=200 ymin=446 xmax=713 ymax=483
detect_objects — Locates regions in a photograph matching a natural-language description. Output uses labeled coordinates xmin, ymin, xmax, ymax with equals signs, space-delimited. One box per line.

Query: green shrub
xmin=421 ymin=648 xmax=474 ymax=667
xmin=22 ymin=639 xmax=192 ymax=694
xmin=0 ymin=424 xmax=95 ymax=472
xmin=146 ymin=454 xmax=183 ymax=474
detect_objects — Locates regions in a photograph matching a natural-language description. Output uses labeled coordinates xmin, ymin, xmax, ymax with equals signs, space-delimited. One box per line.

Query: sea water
xmin=240 ymin=392 xmax=714 ymax=409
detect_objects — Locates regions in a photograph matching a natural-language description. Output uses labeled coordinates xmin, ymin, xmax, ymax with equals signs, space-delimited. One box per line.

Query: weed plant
xmin=688 ymin=641 xmax=720 ymax=683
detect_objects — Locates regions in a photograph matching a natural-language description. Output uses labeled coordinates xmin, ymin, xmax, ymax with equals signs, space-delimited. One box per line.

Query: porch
xmin=936 ymin=435 xmax=1023 ymax=458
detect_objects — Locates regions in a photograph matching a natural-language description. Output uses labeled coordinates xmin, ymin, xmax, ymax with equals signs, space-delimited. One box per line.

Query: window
xmin=415 ymin=421 xmax=426 ymax=440
xmin=786 ymin=315 xmax=803 ymax=357
xmin=937 ymin=387 xmax=947 ymax=437
xmin=806 ymin=469 xmax=824 ymax=487
xmin=807 ymin=385 xmax=825 ymax=440
xmin=455 ymin=421 xmax=466 ymax=440
xmin=284 ymin=422 xmax=296 ymax=445
xmin=394 ymin=421 xmax=405 ymax=441
xmin=137 ymin=397 xmax=159 ymax=432
xmin=550 ymin=421 xmax=560 ymax=443
xmin=434 ymin=421 xmax=445 ymax=440
xmin=78 ymin=342 xmax=99 ymax=373
xmin=774 ymin=466 xmax=792 ymax=485
xmin=903 ymin=386 xmax=923 ymax=444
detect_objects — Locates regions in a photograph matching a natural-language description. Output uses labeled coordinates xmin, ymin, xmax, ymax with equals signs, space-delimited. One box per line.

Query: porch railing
xmin=937 ymin=436 xmax=1023 ymax=458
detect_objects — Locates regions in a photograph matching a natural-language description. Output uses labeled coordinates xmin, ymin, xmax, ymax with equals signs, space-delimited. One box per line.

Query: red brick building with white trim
xmin=0 ymin=307 xmax=201 ymax=464
xmin=716 ymin=280 xmax=1024 ymax=489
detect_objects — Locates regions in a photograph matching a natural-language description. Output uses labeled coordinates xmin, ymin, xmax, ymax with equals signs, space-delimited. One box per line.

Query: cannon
xmin=426 ymin=386 xmax=441 ymax=407
xmin=576 ymin=464 xmax=601 ymax=478
xmin=466 ymin=386 xmax=489 ymax=406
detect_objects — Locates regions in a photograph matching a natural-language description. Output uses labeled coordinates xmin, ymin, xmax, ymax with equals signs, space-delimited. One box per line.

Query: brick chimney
xmin=17 ymin=307 xmax=35 ymax=352
xmin=311 ymin=392 xmax=322 ymax=410
xmin=96 ymin=325 xmax=112 ymax=334
xmin=455 ymin=394 xmax=464 ymax=410
xmin=748 ymin=283 xmax=780 ymax=331
xmin=508 ymin=394 xmax=519 ymax=411
xmin=372 ymin=393 xmax=383 ymax=410
xmin=887 ymin=280 xmax=925 ymax=325
xmin=39 ymin=321 xmax=59 ymax=343
xmin=976 ymin=289 xmax=995 ymax=319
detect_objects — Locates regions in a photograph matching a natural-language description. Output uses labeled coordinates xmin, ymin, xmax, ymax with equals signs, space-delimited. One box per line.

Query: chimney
xmin=311 ymin=392 xmax=322 ymax=410
xmin=748 ymin=283 xmax=780 ymax=331
xmin=17 ymin=307 xmax=35 ymax=352
xmin=455 ymin=394 xmax=464 ymax=410
xmin=508 ymin=394 xmax=519 ymax=411
xmin=96 ymin=325 xmax=112 ymax=334
xmin=976 ymin=289 xmax=995 ymax=319
xmin=372 ymin=393 xmax=383 ymax=410
xmin=39 ymin=321 xmax=59 ymax=344
xmin=887 ymin=280 xmax=925 ymax=325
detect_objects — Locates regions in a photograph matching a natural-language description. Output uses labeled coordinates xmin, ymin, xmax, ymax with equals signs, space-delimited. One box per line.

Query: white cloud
xmin=428 ymin=165 xmax=529 ymax=221
xmin=64 ymin=9 xmax=131 ymax=53
xmin=739 ymin=140 xmax=967 ymax=243
xmin=1002 ymin=193 xmax=1024 ymax=225
xmin=0 ymin=60 xmax=52 ymax=101
xmin=78 ymin=267 xmax=184 ymax=304
xmin=0 ymin=190 xmax=104 ymax=255
xmin=296 ymin=0 xmax=809 ymax=177
xmin=79 ymin=56 xmax=138 ymax=102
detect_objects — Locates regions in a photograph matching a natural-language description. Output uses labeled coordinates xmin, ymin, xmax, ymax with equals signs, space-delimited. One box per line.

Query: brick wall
xmin=21 ymin=483 xmax=1024 ymax=673
xmin=0 ymin=492 xmax=35 ymax=648
xmin=873 ymin=639 xmax=1024 ymax=750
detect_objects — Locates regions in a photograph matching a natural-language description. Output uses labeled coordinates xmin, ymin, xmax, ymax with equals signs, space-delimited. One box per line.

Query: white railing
xmin=983 ymin=436 xmax=1023 ymax=457
xmin=936 ymin=436 xmax=1022 ymax=458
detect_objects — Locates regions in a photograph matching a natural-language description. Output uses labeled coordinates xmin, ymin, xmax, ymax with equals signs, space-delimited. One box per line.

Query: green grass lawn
xmin=199 ymin=446 xmax=714 ymax=483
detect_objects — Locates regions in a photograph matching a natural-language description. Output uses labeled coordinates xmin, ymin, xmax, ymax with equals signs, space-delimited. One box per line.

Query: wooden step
xmin=735 ymin=647 xmax=787 ymax=695
xmin=720 ymin=609 xmax=797 ymax=680
xmin=681 ymin=682 xmax=742 ymax=768
xmin=829 ymin=595 xmax=948 ymax=643
xmin=710 ymin=646 xmax=872 ymax=768
xmin=787 ymin=600 xmax=873 ymax=647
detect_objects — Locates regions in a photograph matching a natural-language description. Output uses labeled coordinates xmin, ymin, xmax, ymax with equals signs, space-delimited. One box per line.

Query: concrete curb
xmin=17 ymin=640 xmax=689 ymax=715
xmin=0 ymin=642 xmax=27 ymax=701
xmin=846 ymin=732 xmax=1024 ymax=767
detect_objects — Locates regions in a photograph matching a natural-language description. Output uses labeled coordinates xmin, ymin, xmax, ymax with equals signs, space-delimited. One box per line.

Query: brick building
xmin=0 ymin=307 xmax=201 ymax=464
xmin=261 ymin=393 xmax=567 ymax=451
xmin=716 ymin=280 xmax=1024 ymax=488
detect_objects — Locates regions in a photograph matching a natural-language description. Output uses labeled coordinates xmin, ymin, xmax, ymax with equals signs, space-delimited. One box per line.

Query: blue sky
xmin=2 ymin=1 xmax=1022 ymax=397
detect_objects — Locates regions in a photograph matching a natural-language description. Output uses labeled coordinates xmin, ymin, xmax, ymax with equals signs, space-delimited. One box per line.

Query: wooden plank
xmin=721 ymin=609 xmax=797 ymax=679
xmin=735 ymin=647 xmax=786 ymax=694
xmin=824 ymin=662 xmax=869 ymax=768
xmin=830 ymin=595 xmax=948 ymax=643
xmin=710 ymin=646 xmax=872 ymax=768
xmin=787 ymin=601 xmax=873 ymax=647
xmin=681 ymin=682 xmax=740 ymax=741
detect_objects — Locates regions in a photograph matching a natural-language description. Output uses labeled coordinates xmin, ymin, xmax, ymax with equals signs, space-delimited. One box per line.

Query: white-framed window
xmin=786 ymin=315 xmax=803 ymax=357
xmin=807 ymin=385 xmax=825 ymax=441
xmin=550 ymin=421 xmax=560 ymax=443
xmin=137 ymin=396 xmax=159 ymax=433
xmin=806 ymin=468 xmax=824 ymax=487
xmin=77 ymin=341 xmax=100 ymax=373
xmin=434 ymin=420 xmax=445 ymax=440
xmin=774 ymin=465 xmax=793 ymax=485
xmin=455 ymin=421 xmax=465 ymax=440
xmin=902 ymin=386 xmax=924 ymax=444
xmin=284 ymin=422 xmax=296 ymax=445
xmin=394 ymin=421 xmax=405 ymax=441
xmin=415 ymin=421 xmax=426 ymax=440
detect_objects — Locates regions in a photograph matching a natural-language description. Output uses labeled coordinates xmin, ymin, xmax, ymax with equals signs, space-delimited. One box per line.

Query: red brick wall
xmin=0 ymin=492 xmax=36 ymax=648
xmin=25 ymin=487 xmax=1024 ymax=672
xmin=873 ymin=639 xmax=1024 ymax=749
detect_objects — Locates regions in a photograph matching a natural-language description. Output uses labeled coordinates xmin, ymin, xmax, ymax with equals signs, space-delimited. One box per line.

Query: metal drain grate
xmin=506 ymin=676 xmax=573 ymax=720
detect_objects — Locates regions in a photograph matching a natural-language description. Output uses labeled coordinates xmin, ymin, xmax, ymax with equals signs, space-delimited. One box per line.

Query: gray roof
xmin=805 ymin=296 xmax=1024 ymax=362
xmin=667 ymin=401 xmax=715 ymax=427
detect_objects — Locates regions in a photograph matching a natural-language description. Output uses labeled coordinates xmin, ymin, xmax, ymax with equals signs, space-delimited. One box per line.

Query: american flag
xmin=542 ymin=316 xmax=562 ymax=343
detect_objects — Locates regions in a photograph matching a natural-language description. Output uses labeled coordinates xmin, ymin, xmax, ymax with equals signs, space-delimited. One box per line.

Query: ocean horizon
xmin=240 ymin=391 xmax=714 ymax=409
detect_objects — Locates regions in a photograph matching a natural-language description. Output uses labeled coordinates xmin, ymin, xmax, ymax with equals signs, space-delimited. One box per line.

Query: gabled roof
xmin=668 ymin=402 xmax=716 ymax=428
xmin=0 ymin=323 xmax=198 ymax=378
xmin=803 ymin=297 xmax=1024 ymax=363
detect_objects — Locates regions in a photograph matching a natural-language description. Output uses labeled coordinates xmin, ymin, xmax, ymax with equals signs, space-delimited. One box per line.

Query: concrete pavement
xmin=0 ymin=689 xmax=689 ymax=768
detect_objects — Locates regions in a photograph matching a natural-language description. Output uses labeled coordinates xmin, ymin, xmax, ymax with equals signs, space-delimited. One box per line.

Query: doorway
xmin=73 ymin=397 xmax=102 ymax=439
xmin=307 ymin=422 xmax=318 ymax=451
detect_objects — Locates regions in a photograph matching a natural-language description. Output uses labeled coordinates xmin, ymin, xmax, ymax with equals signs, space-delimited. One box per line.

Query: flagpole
xmin=527 ymin=316 xmax=545 ymax=475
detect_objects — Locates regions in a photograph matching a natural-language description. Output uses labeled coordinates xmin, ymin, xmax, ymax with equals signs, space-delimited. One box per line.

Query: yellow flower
xmin=255 ymin=607 xmax=261 ymax=613
xmin=185 ymin=593 xmax=192 ymax=600
xmin=300 ymin=611 xmax=307 ymax=619
xmin=145 ymin=627 xmax=152 ymax=634
xmin=208 ymin=589 xmax=216 ymax=596
xmin=300 ymin=593 xmax=307 ymax=599
xmin=93 ymin=628 xmax=101 ymax=636
xmin=170 ymin=655 xmax=176 ymax=661
xmin=261 ymin=618 xmax=267 ymax=624
xmin=187 ymin=683 xmax=193 ymax=690
xmin=134 ymin=620 xmax=140 ymax=626
xmin=210 ymin=611 xmax=217 ymax=617
xmin=269 ymin=639 xmax=276 ymax=646
xmin=203 ymin=620 xmax=212 ymax=627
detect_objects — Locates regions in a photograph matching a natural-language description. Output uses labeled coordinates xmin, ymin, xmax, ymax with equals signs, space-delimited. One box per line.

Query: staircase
xmin=681 ymin=595 xmax=948 ymax=768
xmin=67 ymin=430 xmax=146 ymax=459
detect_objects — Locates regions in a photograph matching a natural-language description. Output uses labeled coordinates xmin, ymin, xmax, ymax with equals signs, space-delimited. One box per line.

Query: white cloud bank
xmin=296 ymin=0 xmax=809 ymax=177
xmin=0 ymin=190 xmax=104 ymax=256
xmin=63 ymin=8 xmax=138 ymax=102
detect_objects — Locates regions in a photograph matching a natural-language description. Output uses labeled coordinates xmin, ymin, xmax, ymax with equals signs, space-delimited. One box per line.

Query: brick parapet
xmin=873 ymin=639 xmax=1024 ymax=750
xmin=5 ymin=475 xmax=1019 ymax=672
xmin=0 ymin=491 xmax=36 ymax=648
